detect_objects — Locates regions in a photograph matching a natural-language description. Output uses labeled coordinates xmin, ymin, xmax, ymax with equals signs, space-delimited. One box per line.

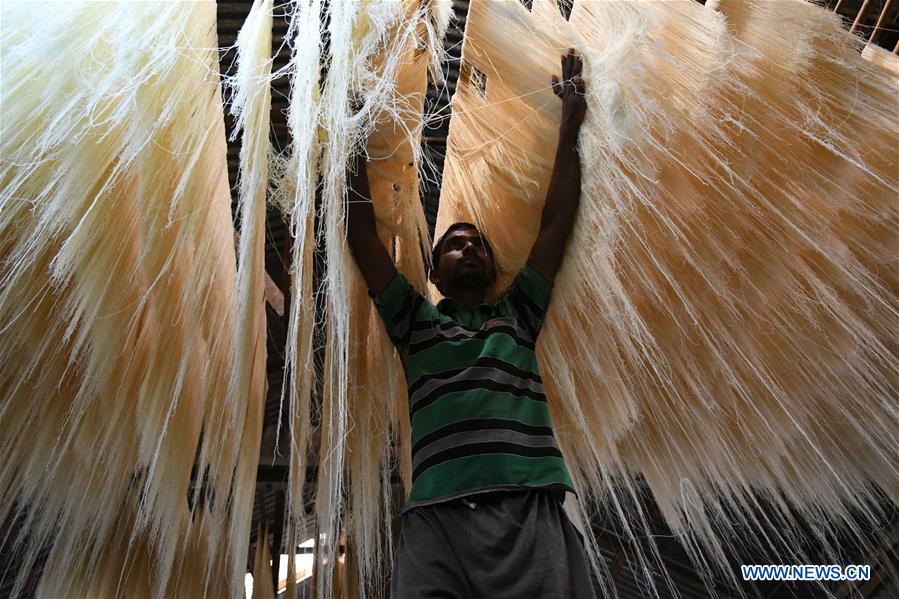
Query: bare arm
xmin=528 ymin=48 xmax=586 ymax=284
xmin=346 ymin=154 xmax=397 ymax=294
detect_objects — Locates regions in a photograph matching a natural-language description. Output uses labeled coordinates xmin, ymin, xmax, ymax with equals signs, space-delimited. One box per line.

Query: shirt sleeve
xmin=504 ymin=263 xmax=554 ymax=337
xmin=370 ymin=272 xmax=423 ymax=348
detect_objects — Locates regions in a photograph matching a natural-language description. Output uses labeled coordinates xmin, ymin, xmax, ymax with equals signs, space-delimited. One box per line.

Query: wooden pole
xmin=850 ymin=0 xmax=874 ymax=35
xmin=868 ymin=0 xmax=894 ymax=46
xmin=271 ymin=488 xmax=286 ymax=594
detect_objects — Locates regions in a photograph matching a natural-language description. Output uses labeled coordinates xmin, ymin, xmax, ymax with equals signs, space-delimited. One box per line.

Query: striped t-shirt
xmin=372 ymin=264 xmax=575 ymax=509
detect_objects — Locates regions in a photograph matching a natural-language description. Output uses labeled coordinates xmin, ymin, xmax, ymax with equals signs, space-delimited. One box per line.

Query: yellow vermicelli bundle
xmin=252 ymin=518 xmax=276 ymax=599
xmin=276 ymin=1 xmax=449 ymax=594
xmin=0 ymin=1 xmax=260 ymax=595
xmin=215 ymin=0 xmax=273 ymax=591
xmin=437 ymin=0 xmax=897 ymax=593
xmin=49 ymin=501 xmax=231 ymax=597
xmin=344 ymin=2 xmax=450 ymax=589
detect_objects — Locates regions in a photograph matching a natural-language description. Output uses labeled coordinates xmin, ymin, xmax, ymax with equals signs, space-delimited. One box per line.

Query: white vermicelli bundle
xmin=277 ymin=1 xmax=449 ymax=594
xmin=436 ymin=0 xmax=897 ymax=594
xmin=0 ymin=1 xmax=254 ymax=595
xmin=214 ymin=0 xmax=273 ymax=592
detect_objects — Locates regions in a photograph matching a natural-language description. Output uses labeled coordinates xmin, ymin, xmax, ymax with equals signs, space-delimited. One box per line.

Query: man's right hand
xmin=346 ymin=154 xmax=398 ymax=294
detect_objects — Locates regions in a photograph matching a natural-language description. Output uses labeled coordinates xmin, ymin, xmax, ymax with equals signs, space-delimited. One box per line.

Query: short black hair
xmin=430 ymin=222 xmax=493 ymax=269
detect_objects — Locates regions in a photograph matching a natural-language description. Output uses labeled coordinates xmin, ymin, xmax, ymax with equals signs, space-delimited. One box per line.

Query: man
xmin=347 ymin=49 xmax=590 ymax=598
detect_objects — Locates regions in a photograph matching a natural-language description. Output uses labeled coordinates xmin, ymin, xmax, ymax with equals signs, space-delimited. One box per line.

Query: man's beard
xmin=450 ymin=265 xmax=491 ymax=291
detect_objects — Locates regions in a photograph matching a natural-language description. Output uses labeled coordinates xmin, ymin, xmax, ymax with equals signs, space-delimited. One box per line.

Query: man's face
xmin=430 ymin=227 xmax=496 ymax=293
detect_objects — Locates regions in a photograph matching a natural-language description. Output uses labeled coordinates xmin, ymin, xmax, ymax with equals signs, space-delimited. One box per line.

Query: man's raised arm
xmin=528 ymin=48 xmax=587 ymax=284
xmin=346 ymin=154 xmax=397 ymax=294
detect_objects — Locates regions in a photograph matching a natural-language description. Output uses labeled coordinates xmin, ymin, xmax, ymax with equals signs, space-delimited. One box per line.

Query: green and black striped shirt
xmin=373 ymin=264 xmax=575 ymax=509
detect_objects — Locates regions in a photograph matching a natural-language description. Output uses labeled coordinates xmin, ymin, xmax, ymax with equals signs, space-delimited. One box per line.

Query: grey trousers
xmin=390 ymin=490 xmax=597 ymax=598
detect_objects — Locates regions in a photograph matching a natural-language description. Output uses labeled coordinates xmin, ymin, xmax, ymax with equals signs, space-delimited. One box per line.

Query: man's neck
xmin=445 ymin=288 xmax=486 ymax=310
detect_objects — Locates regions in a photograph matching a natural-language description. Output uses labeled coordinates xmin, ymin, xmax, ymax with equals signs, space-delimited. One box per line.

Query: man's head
xmin=429 ymin=222 xmax=497 ymax=297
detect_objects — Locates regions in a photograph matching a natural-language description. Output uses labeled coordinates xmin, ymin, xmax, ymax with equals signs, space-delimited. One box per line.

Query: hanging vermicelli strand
xmin=278 ymin=0 xmax=323 ymax=589
xmin=251 ymin=517 xmax=276 ymax=599
xmin=0 ymin=1 xmax=238 ymax=596
xmin=317 ymin=1 xmax=414 ymax=593
xmin=0 ymin=0 xmax=451 ymax=595
xmin=273 ymin=1 xmax=450 ymax=595
xmin=344 ymin=1 xmax=447 ymax=589
xmin=436 ymin=0 xmax=897 ymax=595
xmin=217 ymin=0 xmax=273 ymax=592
